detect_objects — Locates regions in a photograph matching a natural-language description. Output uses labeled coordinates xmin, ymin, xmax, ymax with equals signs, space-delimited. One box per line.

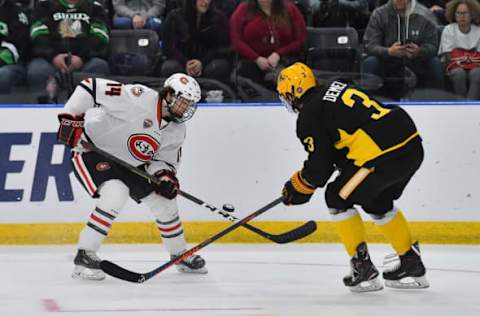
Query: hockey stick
xmin=178 ymin=191 xmax=316 ymax=244
xmin=79 ymin=140 xmax=317 ymax=244
xmin=100 ymin=197 xmax=283 ymax=283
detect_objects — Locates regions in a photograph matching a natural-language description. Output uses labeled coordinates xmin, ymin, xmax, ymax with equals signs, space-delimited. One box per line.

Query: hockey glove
xmin=153 ymin=170 xmax=179 ymax=199
xmin=282 ymin=170 xmax=316 ymax=205
xmin=57 ymin=113 xmax=85 ymax=147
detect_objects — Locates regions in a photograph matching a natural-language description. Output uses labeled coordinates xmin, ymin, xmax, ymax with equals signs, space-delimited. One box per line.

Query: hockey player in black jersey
xmin=276 ymin=62 xmax=429 ymax=292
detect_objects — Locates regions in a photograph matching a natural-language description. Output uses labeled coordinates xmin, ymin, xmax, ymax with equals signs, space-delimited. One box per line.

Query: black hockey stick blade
xmin=243 ymin=220 xmax=317 ymax=244
xmin=100 ymin=250 xmax=190 ymax=283
xmin=178 ymin=190 xmax=316 ymax=244
xmin=100 ymin=260 xmax=146 ymax=283
xmin=100 ymin=197 xmax=283 ymax=283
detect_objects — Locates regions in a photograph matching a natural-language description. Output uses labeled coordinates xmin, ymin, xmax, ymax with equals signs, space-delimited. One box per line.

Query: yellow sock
xmin=375 ymin=208 xmax=412 ymax=255
xmin=331 ymin=209 xmax=366 ymax=257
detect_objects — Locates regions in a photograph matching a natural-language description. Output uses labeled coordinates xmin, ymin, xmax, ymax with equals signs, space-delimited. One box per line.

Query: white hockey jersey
xmin=63 ymin=78 xmax=185 ymax=175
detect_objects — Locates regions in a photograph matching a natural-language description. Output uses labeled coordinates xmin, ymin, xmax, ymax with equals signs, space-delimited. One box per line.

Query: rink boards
xmin=1 ymin=102 xmax=479 ymax=244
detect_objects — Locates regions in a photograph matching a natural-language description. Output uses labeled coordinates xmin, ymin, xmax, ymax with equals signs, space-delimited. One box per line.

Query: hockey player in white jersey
xmin=57 ymin=73 xmax=206 ymax=280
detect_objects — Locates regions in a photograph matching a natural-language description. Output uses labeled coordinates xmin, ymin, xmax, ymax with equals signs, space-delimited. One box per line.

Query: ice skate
xmin=72 ymin=249 xmax=106 ymax=281
xmin=171 ymin=254 xmax=208 ymax=274
xmin=383 ymin=241 xmax=429 ymax=289
xmin=343 ymin=242 xmax=383 ymax=292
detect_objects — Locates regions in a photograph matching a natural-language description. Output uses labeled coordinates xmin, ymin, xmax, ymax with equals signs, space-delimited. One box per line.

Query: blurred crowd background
xmin=1 ymin=0 xmax=479 ymax=103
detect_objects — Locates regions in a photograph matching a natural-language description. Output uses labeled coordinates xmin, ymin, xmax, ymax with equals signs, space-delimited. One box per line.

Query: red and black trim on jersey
xmin=72 ymin=152 xmax=98 ymax=196
xmin=79 ymin=78 xmax=97 ymax=105
xmin=157 ymin=96 xmax=163 ymax=128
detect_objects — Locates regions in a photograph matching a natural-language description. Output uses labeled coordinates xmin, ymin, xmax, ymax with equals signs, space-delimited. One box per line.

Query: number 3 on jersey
xmin=303 ymin=136 xmax=315 ymax=152
xmin=341 ymin=88 xmax=390 ymax=120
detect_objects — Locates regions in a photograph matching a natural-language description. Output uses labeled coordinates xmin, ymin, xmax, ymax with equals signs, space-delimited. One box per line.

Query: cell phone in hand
xmin=401 ymin=39 xmax=414 ymax=45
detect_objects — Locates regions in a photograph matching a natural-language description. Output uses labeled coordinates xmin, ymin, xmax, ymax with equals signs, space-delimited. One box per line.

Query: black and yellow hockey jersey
xmin=297 ymin=79 xmax=420 ymax=188
xmin=30 ymin=0 xmax=109 ymax=61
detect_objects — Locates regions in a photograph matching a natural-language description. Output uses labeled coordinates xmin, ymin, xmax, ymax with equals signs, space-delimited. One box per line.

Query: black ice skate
xmin=72 ymin=249 xmax=106 ymax=281
xmin=343 ymin=242 xmax=383 ymax=292
xmin=171 ymin=254 xmax=208 ymax=274
xmin=383 ymin=241 xmax=429 ymax=289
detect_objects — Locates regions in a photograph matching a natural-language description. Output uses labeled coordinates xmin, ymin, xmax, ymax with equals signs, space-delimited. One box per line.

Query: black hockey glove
xmin=57 ymin=113 xmax=85 ymax=147
xmin=153 ymin=170 xmax=179 ymax=199
xmin=282 ymin=171 xmax=316 ymax=205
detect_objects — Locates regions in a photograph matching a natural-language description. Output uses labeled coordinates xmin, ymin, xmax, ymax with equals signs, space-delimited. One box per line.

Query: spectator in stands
xmin=212 ymin=0 xmax=240 ymax=18
xmin=230 ymin=0 xmax=306 ymax=88
xmin=0 ymin=0 xmax=30 ymax=94
xmin=418 ymin=0 xmax=447 ymax=24
xmin=13 ymin=0 xmax=35 ymax=15
xmin=375 ymin=0 xmax=443 ymax=24
xmin=362 ymin=0 xmax=444 ymax=99
xmin=27 ymin=0 xmax=110 ymax=90
xmin=439 ymin=0 xmax=480 ymax=100
xmin=112 ymin=0 xmax=165 ymax=36
xmin=160 ymin=0 xmax=232 ymax=83
xmin=311 ymin=0 xmax=370 ymax=31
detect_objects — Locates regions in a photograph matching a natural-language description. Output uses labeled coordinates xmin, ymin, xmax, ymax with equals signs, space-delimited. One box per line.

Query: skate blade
xmin=176 ymin=265 xmax=208 ymax=274
xmin=72 ymin=266 xmax=106 ymax=281
xmin=349 ymin=278 xmax=384 ymax=293
xmin=385 ymin=276 xmax=429 ymax=289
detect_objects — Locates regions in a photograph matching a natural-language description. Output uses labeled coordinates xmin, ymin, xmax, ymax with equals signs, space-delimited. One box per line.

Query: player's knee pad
xmin=142 ymin=192 xmax=179 ymax=222
xmin=96 ymin=180 xmax=129 ymax=213
xmin=328 ymin=207 xmax=359 ymax=220
xmin=325 ymin=184 xmax=350 ymax=210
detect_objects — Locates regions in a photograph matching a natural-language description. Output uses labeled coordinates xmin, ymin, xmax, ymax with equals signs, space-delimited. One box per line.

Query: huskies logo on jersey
xmin=127 ymin=134 xmax=160 ymax=162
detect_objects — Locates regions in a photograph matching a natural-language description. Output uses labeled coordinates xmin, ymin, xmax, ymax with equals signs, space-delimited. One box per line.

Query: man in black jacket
xmin=27 ymin=0 xmax=110 ymax=90
xmin=277 ymin=62 xmax=429 ymax=292
xmin=362 ymin=0 xmax=444 ymax=99
xmin=0 ymin=0 xmax=30 ymax=94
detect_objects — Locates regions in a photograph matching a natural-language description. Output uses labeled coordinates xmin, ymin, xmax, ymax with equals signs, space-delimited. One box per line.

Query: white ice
xmin=1 ymin=243 xmax=479 ymax=316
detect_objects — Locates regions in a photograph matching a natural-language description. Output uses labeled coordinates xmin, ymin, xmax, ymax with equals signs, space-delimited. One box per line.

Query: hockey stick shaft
xmin=79 ymin=140 xmax=316 ymax=243
xmin=100 ymin=196 xmax=283 ymax=283
xmin=179 ymin=190 xmax=316 ymax=244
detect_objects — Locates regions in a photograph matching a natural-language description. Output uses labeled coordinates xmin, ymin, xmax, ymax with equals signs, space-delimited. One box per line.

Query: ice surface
xmin=0 ymin=244 xmax=479 ymax=316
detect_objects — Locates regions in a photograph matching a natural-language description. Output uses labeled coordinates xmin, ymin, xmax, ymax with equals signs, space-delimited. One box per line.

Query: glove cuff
xmin=58 ymin=113 xmax=85 ymax=127
xmin=154 ymin=169 xmax=179 ymax=184
xmin=291 ymin=171 xmax=315 ymax=194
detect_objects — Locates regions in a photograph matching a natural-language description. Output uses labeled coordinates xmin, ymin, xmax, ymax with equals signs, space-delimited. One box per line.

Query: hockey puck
xmin=222 ymin=204 xmax=235 ymax=212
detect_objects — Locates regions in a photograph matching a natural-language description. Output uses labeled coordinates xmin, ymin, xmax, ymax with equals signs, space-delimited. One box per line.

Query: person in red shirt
xmin=230 ymin=0 xmax=306 ymax=88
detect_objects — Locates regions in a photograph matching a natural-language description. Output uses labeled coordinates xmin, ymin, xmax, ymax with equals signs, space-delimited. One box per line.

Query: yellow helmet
xmin=277 ymin=62 xmax=316 ymax=113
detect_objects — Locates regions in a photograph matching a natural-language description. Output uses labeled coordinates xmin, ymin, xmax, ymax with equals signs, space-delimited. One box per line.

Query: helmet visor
xmin=168 ymin=95 xmax=197 ymax=123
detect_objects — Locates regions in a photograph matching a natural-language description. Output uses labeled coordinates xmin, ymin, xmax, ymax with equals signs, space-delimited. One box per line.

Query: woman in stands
xmin=439 ymin=0 xmax=480 ymax=100
xmin=160 ymin=0 xmax=232 ymax=83
xmin=230 ymin=0 xmax=306 ymax=89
